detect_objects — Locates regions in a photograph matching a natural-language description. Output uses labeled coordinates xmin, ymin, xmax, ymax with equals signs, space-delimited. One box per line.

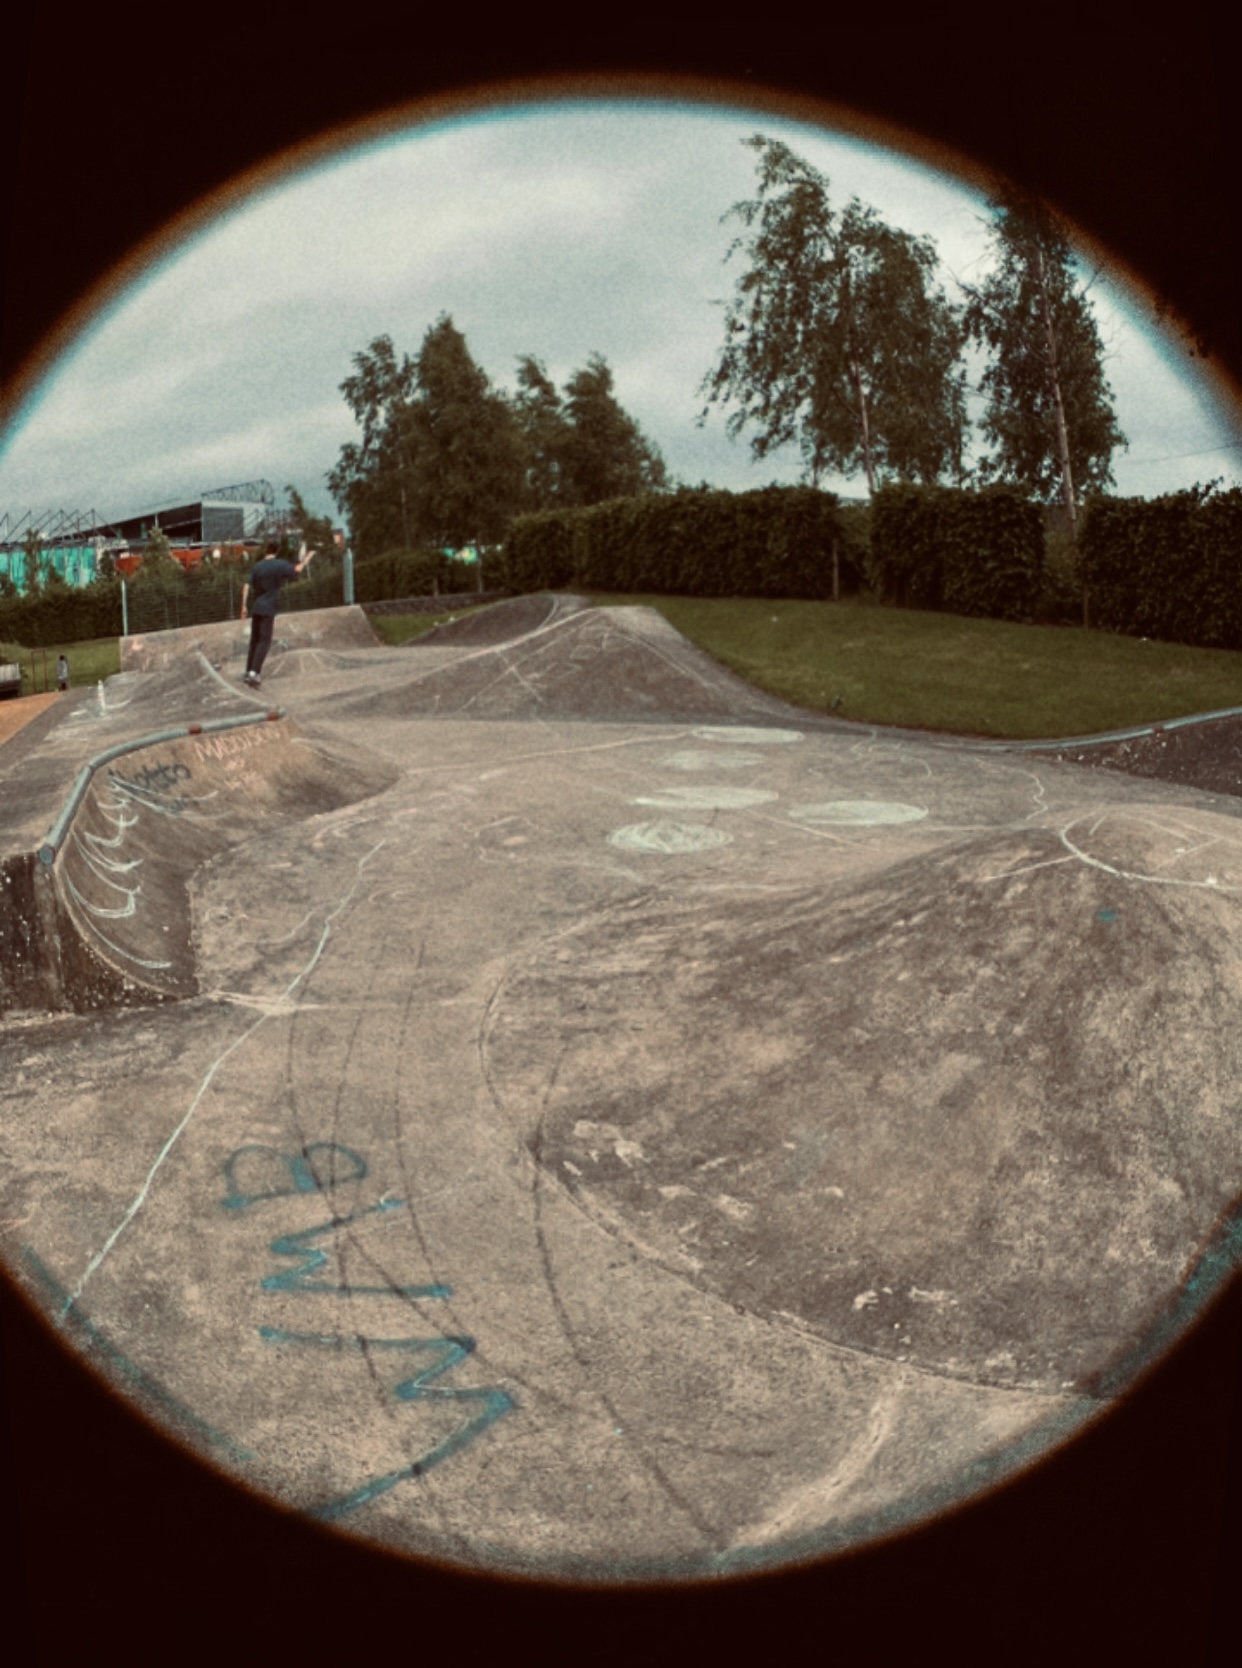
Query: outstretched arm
xmin=295 ymin=541 xmax=315 ymax=575
xmin=240 ymin=582 xmax=249 ymax=620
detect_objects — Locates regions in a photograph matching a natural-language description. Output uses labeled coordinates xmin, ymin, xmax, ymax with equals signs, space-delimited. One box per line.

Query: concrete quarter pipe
xmin=3 ymin=597 xmax=1241 ymax=1582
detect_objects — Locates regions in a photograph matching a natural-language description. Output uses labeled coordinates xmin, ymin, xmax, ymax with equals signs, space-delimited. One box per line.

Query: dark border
xmin=4 ymin=17 xmax=1241 ymax=1655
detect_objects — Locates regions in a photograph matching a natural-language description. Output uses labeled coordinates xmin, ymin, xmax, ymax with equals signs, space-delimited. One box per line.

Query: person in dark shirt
xmin=239 ymin=540 xmax=314 ymax=687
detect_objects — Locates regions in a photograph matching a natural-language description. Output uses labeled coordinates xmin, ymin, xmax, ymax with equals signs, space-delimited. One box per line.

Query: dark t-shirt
xmin=248 ymin=557 xmax=299 ymax=616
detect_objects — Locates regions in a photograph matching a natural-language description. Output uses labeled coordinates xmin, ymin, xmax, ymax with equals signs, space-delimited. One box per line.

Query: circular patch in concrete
xmin=633 ymin=786 xmax=778 ymax=811
xmin=790 ymin=800 xmax=928 ymax=826
xmin=607 ymin=821 xmax=733 ymax=853
xmin=660 ymin=750 xmax=763 ymax=770
xmin=691 ymin=726 xmax=803 ymax=744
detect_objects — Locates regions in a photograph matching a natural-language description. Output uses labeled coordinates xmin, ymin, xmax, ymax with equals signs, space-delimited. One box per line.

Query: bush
xmin=869 ymin=485 xmax=1044 ymax=622
xmin=329 ymin=545 xmax=495 ymax=608
xmin=1078 ymin=484 xmax=1242 ymax=648
xmin=0 ymin=578 xmax=123 ymax=647
xmin=502 ymin=486 xmax=853 ymax=600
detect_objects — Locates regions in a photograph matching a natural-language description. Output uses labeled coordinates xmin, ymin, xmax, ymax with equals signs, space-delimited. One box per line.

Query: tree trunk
xmin=849 ymin=356 xmax=876 ymax=496
xmin=1035 ymin=243 xmax=1077 ymax=532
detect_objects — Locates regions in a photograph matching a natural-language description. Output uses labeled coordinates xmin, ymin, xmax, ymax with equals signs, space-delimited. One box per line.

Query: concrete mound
xmin=335 ymin=604 xmax=808 ymax=725
xmin=412 ymin=592 xmax=584 ymax=646
xmin=489 ymin=815 xmax=1242 ymax=1397
xmin=119 ymin=604 xmax=380 ymax=675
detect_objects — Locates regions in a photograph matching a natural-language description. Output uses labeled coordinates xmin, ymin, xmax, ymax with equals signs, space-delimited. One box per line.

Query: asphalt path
xmin=3 ymin=598 xmax=1242 ymax=1583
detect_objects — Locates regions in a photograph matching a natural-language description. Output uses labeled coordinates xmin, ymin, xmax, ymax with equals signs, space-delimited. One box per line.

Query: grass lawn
xmin=0 ymin=637 xmax=121 ymax=694
xmin=579 ymin=594 xmax=1242 ymax=740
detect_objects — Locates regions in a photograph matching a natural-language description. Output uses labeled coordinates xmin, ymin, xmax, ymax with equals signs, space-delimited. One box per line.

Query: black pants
xmin=247 ymin=613 xmax=275 ymax=676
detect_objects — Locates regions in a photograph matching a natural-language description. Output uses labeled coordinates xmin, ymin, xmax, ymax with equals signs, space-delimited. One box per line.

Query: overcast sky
xmin=2 ymin=95 xmax=1239 ymax=532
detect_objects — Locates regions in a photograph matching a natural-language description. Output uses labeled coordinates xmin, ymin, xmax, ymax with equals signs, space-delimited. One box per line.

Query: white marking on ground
xmin=633 ymin=786 xmax=779 ymax=810
xmin=659 ymin=750 xmax=763 ymax=771
xmin=691 ymin=726 xmax=804 ymax=744
xmin=980 ymin=855 xmax=1077 ymax=883
xmin=789 ymin=801 xmax=928 ymax=826
xmin=58 ymin=838 xmax=388 ymax=1320
xmin=1058 ymin=815 xmax=1241 ymax=891
xmin=607 ymin=822 xmax=733 ymax=854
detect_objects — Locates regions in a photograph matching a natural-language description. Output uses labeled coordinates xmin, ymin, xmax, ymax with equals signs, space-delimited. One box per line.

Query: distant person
xmin=56 ymin=654 xmax=70 ymax=692
xmin=239 ymin=540 xmax=314 ymax=688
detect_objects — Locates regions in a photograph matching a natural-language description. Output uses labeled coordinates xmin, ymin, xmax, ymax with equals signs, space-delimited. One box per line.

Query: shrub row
xmin=1077 ymin=486 xmax=1242 ymax=648
xmin=502 ymin=487 xmax=855 ymax=599
xmin=0 ymin=580 xmax=123 ymax=647
xmin=868 ymin=485 xmax=1044 ymax=621
xmin=10 ymin=486 xmax=1241 ymax=655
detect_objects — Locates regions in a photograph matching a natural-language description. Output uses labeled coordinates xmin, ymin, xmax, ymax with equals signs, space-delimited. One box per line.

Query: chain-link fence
xmin=121 ymin=562 xmax=349 ymax=637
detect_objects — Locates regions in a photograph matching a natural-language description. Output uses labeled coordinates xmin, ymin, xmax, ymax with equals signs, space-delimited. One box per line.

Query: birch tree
xmin=961 ymin=188 xmax=1126 ymax=527
xmin=701 ymin=135 xmax=968 ymax=494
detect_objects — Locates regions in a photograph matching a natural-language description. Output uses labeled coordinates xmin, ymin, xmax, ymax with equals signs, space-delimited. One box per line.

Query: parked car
xmin=0 ymin=657 xmax=23 ymax=700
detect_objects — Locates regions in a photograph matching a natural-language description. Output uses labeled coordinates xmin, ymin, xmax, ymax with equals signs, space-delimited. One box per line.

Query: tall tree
xmin=961 ymin=188 xmax=1126 ymax=525
xmin=701 ymin=136 xmax=969 ymax=494
xmin=328 ymin=319 xmax=524 ymax=554
xmin=285 ymin=485 xmax=338 ymax=564
xmin=135 ymin=525 xmax=181 ymax=583
xmin=510 ymin=355 xmax=569 ymax=511
xmin=559 ymin=353 xmax=669 ymax=505
xmin=328 ymin=334 xmax=417 ymax=554
xmin=408 ymin=315 xmax=525 ymax=547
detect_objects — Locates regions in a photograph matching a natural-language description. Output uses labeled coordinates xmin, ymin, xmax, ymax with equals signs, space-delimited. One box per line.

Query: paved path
xmin=0 ymin=690 xmax=61 ymax=750
xmin=3 ymin=598 xmax=1242 ymax=1582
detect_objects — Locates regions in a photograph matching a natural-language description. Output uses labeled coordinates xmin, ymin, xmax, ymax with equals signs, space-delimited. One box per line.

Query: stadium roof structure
xmin=0 ymin=480 xmax=277 ymax=551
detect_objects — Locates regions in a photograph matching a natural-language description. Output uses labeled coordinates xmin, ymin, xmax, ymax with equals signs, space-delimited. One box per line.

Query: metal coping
xmin=37 ymin=709 xmax=285 ymax=867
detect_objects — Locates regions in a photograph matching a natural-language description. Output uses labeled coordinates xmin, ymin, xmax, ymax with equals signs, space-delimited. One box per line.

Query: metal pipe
xmin=38 ymin=708 xmax=286 ymax=867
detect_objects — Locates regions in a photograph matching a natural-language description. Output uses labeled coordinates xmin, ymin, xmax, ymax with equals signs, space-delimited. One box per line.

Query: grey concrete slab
xmin=3 ymin=598 xmax=1242 ymax=1584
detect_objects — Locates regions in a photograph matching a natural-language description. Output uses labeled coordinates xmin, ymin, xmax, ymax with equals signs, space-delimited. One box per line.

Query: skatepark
xmin=3 ymin=595 xmax=1242 ymax=1583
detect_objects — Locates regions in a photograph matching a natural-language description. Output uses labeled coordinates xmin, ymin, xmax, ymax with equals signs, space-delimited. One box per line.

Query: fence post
xmin=343 ymin=545 xmax=355 ymax=606
xmin=121 ymin=578 xmax=129 ymax=638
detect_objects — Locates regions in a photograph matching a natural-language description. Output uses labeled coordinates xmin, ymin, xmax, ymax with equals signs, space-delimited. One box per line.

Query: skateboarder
xmin=239 ymin=540 xmax=314 ymax=688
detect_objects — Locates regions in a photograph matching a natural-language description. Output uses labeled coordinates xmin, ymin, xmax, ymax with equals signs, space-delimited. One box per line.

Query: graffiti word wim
xmin=257 ymin=1327 xmax=514 ymax=1519
xmin=222 ymin=1140 xmax=369 ymax=1211
xmin=220 ymin=1139 xmax=514 ymax=1516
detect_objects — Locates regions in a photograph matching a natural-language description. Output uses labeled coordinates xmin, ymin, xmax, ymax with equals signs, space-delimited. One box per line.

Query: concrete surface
xmin=3 ymin=595 xmax=1242 ymax=1582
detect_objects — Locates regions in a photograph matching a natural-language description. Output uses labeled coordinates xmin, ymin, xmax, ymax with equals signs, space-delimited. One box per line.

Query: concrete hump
xmin=334 ymin=603 xmax=805 ymax=724
xmin=487 ymin=820 xmax=1242 ymax=1399
xmin=411 ymin=592 xmax=585 ymax=646
xmin=119 ymin=604 xmax=380 ymax=675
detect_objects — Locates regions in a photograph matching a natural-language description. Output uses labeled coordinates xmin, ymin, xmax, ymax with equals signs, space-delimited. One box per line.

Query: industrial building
xmin=0 ymin=480 xmax=279 ymax=589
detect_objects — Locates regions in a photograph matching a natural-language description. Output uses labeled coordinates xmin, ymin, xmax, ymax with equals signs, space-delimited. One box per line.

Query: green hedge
xmin=0 ymin=580 xmax=123 ymax=647
xmin=503 ymin=486 xmax=852 ymax=599
xmin=869 ymin=485 xmax=1044 ymax=621
xmin=1078 ymin=486 xmax=1242 ymax=648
